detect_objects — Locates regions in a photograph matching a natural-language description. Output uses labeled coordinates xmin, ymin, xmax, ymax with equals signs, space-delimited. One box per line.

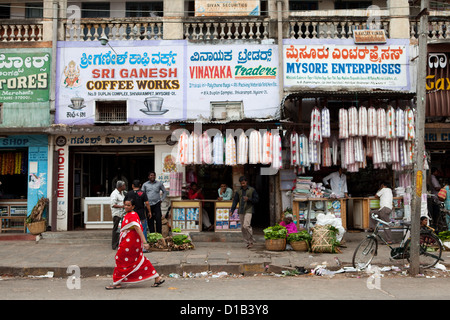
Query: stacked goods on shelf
xmin=309 ymin=182 xmax=325 ymax=198
xmin=293 ymin=176 xmax=312 ymax=199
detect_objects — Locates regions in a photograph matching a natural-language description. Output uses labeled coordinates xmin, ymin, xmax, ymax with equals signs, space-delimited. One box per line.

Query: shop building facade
xmin=1 ymin=0 xmax=449 ymax=234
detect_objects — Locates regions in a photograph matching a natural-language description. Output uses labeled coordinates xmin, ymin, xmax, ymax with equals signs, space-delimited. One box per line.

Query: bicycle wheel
xmin=405 ymin=232 xmax=443 ymax=269
xmin=352 ymin=236 xmax=377 ymax=270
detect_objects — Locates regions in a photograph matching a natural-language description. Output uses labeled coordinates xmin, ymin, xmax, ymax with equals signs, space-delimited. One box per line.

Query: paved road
xmin=2 ymin=273 xmax=450 ymax=301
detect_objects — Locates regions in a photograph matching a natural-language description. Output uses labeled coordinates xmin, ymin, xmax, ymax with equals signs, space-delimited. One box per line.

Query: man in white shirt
xmin=369 ymin=182 xmax=393 ymax=243
xmin=110 ymin=180 xmax=126 ymax=250
xmin=323 ymin=168 xmax=348 ymax=198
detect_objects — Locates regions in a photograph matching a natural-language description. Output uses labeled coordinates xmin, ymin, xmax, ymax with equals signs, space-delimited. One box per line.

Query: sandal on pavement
xmin=152 ymin=279 xmax=165 ymax=287
xmin=105 ymin=285 xmax=122 ymax=290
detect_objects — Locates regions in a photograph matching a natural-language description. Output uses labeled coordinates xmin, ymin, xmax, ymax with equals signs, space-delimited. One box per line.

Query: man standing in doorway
xmin=110 ymin=180 xmax=126 ymax=250
xmin=230 ymin=176 xmax=259 ymax=249
xmin=142 ymin=171 xmax=167 ymax=234
xmin=125 ymin=179 xmax=151 ymax=238
xmin=322 ymin=167 xmax=349 ymax=198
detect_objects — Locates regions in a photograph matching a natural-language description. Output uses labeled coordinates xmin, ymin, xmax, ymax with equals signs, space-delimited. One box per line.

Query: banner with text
xmin=283 ymin=39 xmax=410 ymax=91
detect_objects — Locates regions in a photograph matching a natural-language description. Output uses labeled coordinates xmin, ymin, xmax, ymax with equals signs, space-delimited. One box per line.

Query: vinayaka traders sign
xmin=283 ymin=39 xmax=410 ymax=91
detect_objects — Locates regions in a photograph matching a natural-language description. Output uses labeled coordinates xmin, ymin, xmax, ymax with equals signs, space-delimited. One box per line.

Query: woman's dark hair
xmin=124 ymin=198 xmax=135 ymax=206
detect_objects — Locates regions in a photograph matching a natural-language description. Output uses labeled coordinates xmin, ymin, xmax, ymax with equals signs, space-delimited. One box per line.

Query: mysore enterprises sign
xmin=283 ymin=39 xmax=410 ymax=91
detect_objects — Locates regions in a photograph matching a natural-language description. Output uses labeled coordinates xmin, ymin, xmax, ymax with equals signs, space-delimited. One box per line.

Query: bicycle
xmin=432 ymin=203 xmax=449 ymax=234
xmin=352 ymin=213 xmax=443 ymax=270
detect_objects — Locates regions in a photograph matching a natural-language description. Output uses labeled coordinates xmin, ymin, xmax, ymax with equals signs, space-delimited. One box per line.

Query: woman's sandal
xmin=105 ymin=285 xmax=122 ymax=290
xmin=151 ymin=279 xmax=165 ymax=287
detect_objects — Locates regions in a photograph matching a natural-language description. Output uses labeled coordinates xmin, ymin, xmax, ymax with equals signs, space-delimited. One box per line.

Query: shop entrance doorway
xmin=68 ymin=146 xmax=154 ymax=230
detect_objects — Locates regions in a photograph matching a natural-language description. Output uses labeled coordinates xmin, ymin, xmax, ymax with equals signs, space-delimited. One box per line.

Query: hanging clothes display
xmin=213 ymin=133 xmax=224 ymax=165
xmin=354 ymin=136 xmax=364 ymax=163
xmin=386 ymin=106 xmax=396 ymax=140
xmin=396 ymin=108 xmax=405 ymax=138
xmin=367 ymin=106 xmax=377 ymax=137
xmin=272 ymin=133 xmax=282 ymax=169
xmin=290 ymin=132 xmax=299 ymax=166
xmin=322 ymin=139 xmax=332 ymax=167
xmin=358 ymin=106 xmax=368 ymax=136
xmin=225 ymin=133 xmax=237 ymax=166
xmin=310 ymin=107 xmax=322 ymax=142
xmin=376 ymin=108 xmax=386 ymax=138
xmin=405 ymin=108 xmax=415 ymax=141
xmin=348 ymin=106 xmax=359 ymax=137
xmin=331 ymin=136 xmax=339 ymax=166
xmin=237 ymin=132 xmax=248 ymax=165
xmin=299 ymin=134 xmax=310 ymax=167
xmin=262 ymin=131 xmax=273 ymax=164
xmin=200 ymin=132 xmax=213 ymax=164
xmin=321 ymin=107 xmax=331 ymax=138
xmin=249 ymin=130 xmax=262 ymax=164
xmin=339 ymin=108 xmax=349 ymax=139
xmin=176 ymin=131 xmax=189 ymax=165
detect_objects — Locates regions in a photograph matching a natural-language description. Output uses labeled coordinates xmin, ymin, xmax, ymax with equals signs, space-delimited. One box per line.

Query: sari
xmin=112 ymin=211 xmax=159 ymax=286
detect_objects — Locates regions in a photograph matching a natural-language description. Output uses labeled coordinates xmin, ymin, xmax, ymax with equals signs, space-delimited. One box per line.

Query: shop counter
xmin=170 ymin=200 xmax=240 ymax=232
xmin=349 ymin=197 xmax=405 ymax=230
xmin=293 ymin=198 xmax=347 ymax=231
xmin=0 ymin=199 xmax=27 ymax=233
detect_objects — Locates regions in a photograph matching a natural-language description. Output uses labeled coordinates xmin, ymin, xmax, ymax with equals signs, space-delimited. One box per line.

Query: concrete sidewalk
xmin=0 ymin=230 xmax=447 ymax=278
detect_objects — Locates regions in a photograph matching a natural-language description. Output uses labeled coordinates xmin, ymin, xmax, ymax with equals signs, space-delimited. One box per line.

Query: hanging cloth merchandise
xmin=348 ymin=106 xmax=359 ymax=137
xmin=345 ymin=137 xmax=355 ymax=166
xmin=310 ymin=107 xmax=322 ymax=142
xmin=405 ymin=108 xmax=415 ymax=141
xmin=192 ymin=132 xmax=201 ymax=164
xmin=390 ymin=138 xmax=400 ymax=164
xmin=399 ymin=139 xmax=407 ymax=167
xmin=367 ymin=107 xmax=377 ymax=137
xmin=376 ymin=108 xmax=386 ymax=138
xmin=385 ymin=106 xmax=396 ymax=140
xmin=331 ymin=136 xmax=339 ymax=166
xmin=322 ymin=138 xmax=332 ymax=167
xmin=262 ymin=131 xmax=273 ymax=164
xmin=201 ymin=132 xmax=213 ymax=164
xmin=272 ymin=133 xmax=282 ymax=169
xmin=340 ymin=140 xmax=346 ymax=169
xmin=213 ymin=133 xmax=224 ymax=165
xmin=354 ymin=136 xmax=364 ymax=163
xmin=366 ymin=137 xmax=373 ymax=158
xmin=237 ymin=132 xmax=248 ymax=165
xmin=396 ymin=108 xmax=405 ymax=138
xmin=225 ymin=133 xmax=237 ymax=166
xmin=321 ymin=107 xmax=331 ymax=138
xmin=299 ymin=134 xmax=310 ymax=167
xmin=372 ymin=138 xmax=382 ymax=165
xmin=381 ymin=139 xmax=391 ymax=164
xmin=176 ymin=131 xmax=189 ymax=165
xmin=309 ymin=139 xmax=321 ymax=165
xmin=249 ymin=130 xmax=262 ymax=164
xmin=290 ymin=132 xmax=299 ymax=166
xmin=339 ymin=108 xmax=349 ymax=139
xmin=358 ymin=106 xmax=368 ymax=136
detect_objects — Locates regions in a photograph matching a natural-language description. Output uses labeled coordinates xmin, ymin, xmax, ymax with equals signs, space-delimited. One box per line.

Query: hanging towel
xmin=249 ymin=130 xmax=262 ymax=164
xmin=367 ymin=107 xmax=377 ymax=137
xmin=225 ymin=133 xmax=237 ymax=166
xmin=372 ymin=138 xmax=382 ymax=164
xmin=176 ymin=131 xmax=189 ymax=165
xmin=290 ymin=132 xmax=299 ymax=166
xmin=237 ymin=132 xmax=248 ymax=165
xmin=331 ymin=136 xmax=339 ymax=166
xmin=310 ymin=107 xmax=322 ymax=142
xmin=299 ymin=134 xmax=310 ymax=167
xmin=322 ymin=139 xmax=332 ymax=167
xmin=405 ymin=108 xmax=415 ymax=141
xmin=201 ymin=132 xmax=213 ymax=164
xmin=339 ymin=108 xmax=349 ymax=139
xmin=321 ymin=107 xmax=331 ymax=138
xmin=262 ymin=131 xmax=273 ymax=164
xmin=213 ymin=133 xmax=224 ymax=165
xmin=396 ymin=108 xmax=405 ymax=138
xmin=386 ymin=106 xmax=396 ymax=140
xmin=340 ymin=139 xmax=347 ymax=169
xmin=348 ymin=106 xmax=359 ymax=137
xmin=358 ymin=106 xmax=368 ymax=136
xmin=272 ymin=133 xmax=282 ymax=169
xmin=376 ymin=108 xmax=386 ymax=138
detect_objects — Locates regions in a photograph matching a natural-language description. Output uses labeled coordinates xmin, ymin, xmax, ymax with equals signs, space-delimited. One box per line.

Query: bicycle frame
xmin=371 ymin=214 xmax=410 ymax=253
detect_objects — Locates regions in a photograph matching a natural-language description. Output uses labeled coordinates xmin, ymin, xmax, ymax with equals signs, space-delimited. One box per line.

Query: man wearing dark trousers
xmin=142 ymin=171 xmax=167 ymax=234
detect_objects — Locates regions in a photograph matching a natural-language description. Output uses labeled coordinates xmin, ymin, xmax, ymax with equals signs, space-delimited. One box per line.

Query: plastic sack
xmin=315 ymin=213 xmax=346 ymax=242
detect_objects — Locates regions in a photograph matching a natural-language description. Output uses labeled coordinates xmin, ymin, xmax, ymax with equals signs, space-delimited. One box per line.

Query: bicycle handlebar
xmin=371 ymin=213 xmax=392 ymax=226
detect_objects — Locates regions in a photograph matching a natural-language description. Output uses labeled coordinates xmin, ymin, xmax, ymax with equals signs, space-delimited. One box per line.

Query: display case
xmin=0 ymin=200 xmax=28 ymax=233
xmin=171 ymin=200 xmax=202 ymax=232
xmin=214 ymin=201 xmax=240 ymax=232
xmin=350 ymin=196 xmax=404 ymax=230
xmin=84 ymin=197 xmax=113 ymax=229
xmin=293 ymin=198 xmax=347 ymax=230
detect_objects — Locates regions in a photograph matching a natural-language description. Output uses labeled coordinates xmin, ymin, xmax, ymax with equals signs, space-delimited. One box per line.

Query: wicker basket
xmin=265 ymin=238 xmax=286 ymax=251
xmin=26 ymin=220 xmax=46 ymax=235
xmin=290 ymin=240 xmax=309 ymax=251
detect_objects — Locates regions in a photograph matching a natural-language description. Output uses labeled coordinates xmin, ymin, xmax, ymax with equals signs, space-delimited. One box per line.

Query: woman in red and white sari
xmin=106 ymin=199 xmax=164 ymax=290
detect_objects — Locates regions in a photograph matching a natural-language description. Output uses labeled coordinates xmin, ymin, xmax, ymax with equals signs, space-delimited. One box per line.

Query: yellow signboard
xmin=195 ymin=0 xmax=260 ymax=16
xmin=416 ymin=171 xmax=423 ymax=197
